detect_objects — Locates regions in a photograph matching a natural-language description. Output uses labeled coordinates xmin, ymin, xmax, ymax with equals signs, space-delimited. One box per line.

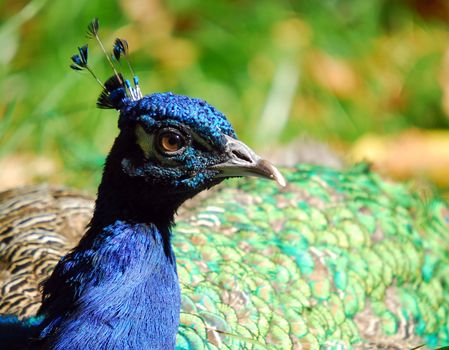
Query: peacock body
xmin=1 ymin=18 xmax=448 ymax=350
xmin=1 ymin=164 xmax=448 ymax=349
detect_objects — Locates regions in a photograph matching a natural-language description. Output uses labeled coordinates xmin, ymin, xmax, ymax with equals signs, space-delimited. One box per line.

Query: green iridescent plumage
xmin=172 ymin=164 xmax=449 ymax=349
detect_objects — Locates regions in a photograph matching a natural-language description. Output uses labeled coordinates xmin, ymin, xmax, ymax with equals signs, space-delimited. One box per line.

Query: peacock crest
xmin=70 ymin=18 xmax=142 ymax=110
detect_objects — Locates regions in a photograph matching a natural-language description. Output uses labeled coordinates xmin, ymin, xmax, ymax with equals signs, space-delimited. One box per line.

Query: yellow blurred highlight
xmin=0 ymin=155 xmax=59 ymax=191
xmin=308 ymin=53 xmax=359 ymax=99
xmin=351 ymin=129 xmax=449 ymax=187
xmin=271 ymin=18 xmax=312 ymax=52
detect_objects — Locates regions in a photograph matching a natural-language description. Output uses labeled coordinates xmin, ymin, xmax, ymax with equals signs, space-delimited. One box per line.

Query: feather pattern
xmin=0 ymin=185 xmax=93 ymax=318
xmin=1 ymin=164 xmax=448 ymax=349
xmin=70 ymin=45 xmax=89 ymax=71
xmin=86 ymin=18 xmax=99 ymax=39
xmin=113 ymin=38 xmax=129 ymax=61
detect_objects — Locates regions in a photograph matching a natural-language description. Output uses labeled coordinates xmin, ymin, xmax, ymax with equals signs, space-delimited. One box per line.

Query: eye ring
xmin=156 ymin=128 xmax=187 ymax=155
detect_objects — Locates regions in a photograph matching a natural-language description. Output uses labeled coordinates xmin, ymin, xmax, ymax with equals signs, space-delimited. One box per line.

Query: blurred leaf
xmin=0 ymin=0 xmax=47 ymax=65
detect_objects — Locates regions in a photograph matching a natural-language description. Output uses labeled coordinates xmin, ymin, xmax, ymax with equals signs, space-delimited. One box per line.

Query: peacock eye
xmin=157 ymin=129 xmax=186 ymax=154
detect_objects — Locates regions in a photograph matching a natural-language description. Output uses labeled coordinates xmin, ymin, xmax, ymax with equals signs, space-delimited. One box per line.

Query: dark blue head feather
xmin=119 ymin=92 xmax=236 ymax=143
xmin=113 ymin=38 xmax=129 ymax=61
xmin=97 ymin=74 xmax=130 ymax=109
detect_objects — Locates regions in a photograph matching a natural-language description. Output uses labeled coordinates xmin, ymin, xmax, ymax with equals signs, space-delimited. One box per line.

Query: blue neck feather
xmin=35 ymin=131 xmax=186 ymax=349
xmin=37 ymin=221 xmax=180 ymax=349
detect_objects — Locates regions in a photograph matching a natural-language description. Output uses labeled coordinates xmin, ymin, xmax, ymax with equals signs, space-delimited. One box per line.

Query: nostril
xmin=232 ymin=149 xmax=252 ymax=163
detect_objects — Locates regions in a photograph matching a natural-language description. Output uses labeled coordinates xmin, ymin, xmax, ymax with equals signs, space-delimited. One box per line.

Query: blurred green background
xmin=1 ymin=0 xmax=449 ymax=191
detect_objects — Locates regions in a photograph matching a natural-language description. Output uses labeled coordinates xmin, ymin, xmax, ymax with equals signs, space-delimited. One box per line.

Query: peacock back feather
xmin=0 ymin=186 xmax=93 ymax=318
xmin=174 ymin=164 xmax=449 ymax=349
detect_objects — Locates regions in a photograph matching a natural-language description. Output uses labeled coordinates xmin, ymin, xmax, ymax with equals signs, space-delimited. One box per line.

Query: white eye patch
xmin=135 ymin=125 xmax=154 ymax=159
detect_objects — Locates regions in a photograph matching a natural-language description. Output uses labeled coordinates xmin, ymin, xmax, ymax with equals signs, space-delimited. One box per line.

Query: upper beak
xmin=210 ymin=134 xmax=286 ymax=187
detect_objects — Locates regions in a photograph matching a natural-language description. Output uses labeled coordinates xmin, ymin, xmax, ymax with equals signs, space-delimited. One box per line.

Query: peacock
xmin=1 ymin=19 xmax=449 ymax=350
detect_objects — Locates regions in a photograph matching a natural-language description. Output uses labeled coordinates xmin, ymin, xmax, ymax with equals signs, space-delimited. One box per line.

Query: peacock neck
xmin=35 ymin=132 xmax=193 ymax=349
xmin=37 ymin=221 xmax=181 ymax=350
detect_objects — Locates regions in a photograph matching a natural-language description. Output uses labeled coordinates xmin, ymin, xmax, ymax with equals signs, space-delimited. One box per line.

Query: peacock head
xmin=71 ymin=19 xmax=285 ymax=198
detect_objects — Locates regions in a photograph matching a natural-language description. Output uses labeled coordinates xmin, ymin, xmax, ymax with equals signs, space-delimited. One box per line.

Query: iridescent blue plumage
xmin=38 ymin=222 xmax=180 ymax=349
xmin=119 ymin=92 xmax=236 ymax=143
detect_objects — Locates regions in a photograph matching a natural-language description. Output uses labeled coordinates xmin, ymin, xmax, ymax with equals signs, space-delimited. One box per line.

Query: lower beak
xmin=210 ymin=135 xmax=286 ymax=187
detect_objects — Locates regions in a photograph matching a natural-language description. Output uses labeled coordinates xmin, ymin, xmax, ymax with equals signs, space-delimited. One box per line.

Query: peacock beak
xmin=210 ymin=134 xmax=286 ymax=187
